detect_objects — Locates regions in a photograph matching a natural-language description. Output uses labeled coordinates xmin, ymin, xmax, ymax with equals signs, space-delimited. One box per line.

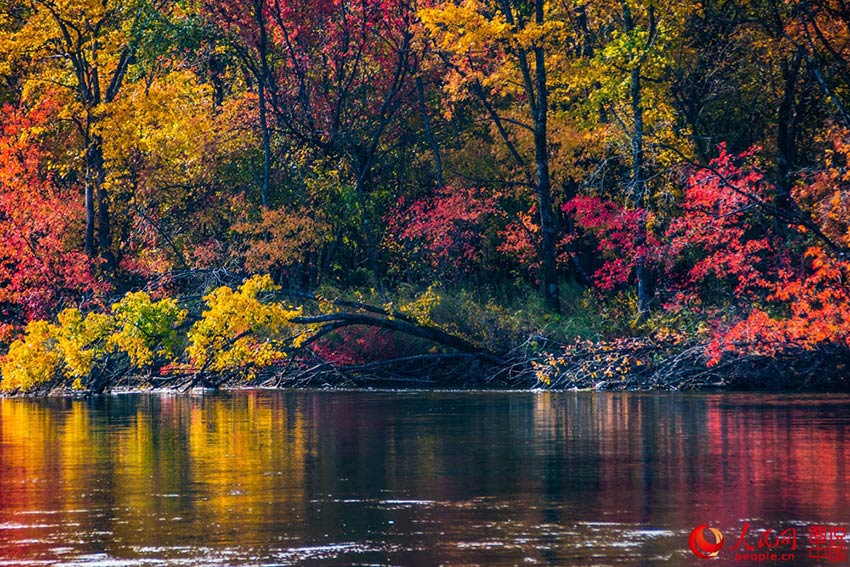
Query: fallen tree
xmin=3 ymin=275 xmax=850 ymax=395
xmin=0 ymin=276 xmax=511 ymax=394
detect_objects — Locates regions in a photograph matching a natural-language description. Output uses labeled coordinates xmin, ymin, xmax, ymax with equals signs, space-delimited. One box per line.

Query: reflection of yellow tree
xmin=0 ymin=400 xmax=53 ymax=560
xmin=112 ymin=404 xmax=159 ymax=518
xmin=0 ymin=399 xmax=109 ymax=555
xmin=59 ymin=401 xmax=95 ymax=487
xmin=0 ymin=399 xmax=54 ymax=501
xmin=0 ymin=394 xmax=314 ymax=552
xmin=186 ymin=393 xmax=309 ymax=537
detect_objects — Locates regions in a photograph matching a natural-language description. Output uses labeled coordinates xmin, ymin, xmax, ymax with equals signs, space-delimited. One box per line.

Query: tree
xmin=100 ymin=69 xmax=251 ymax=281
xmin=203 ymin=0 xmax=422 ymax=286
xmin=0 ymin=99 xmax=101 ymax=336
xmin=385 ymin=185 xmax=501 ymax=278
xmin=0 ymin=0 xmax=167 ymax=273
xmin=561 ymin=0 xmax=694 ymax=316
xmin=419 ymin=0 xmax=563 ymax=310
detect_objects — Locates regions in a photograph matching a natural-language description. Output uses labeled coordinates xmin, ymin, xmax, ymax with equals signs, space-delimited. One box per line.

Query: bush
xmin=0 ymin=320 xmax=62 ymax=392
xmin=187 ymin=275 xmax=301 ymax=375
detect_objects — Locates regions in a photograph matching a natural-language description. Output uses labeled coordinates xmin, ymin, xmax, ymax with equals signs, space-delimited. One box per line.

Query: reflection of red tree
xmin=534 ymin=394 xmax=850 ymax=530
xmin=704 ymin=397 xmax=850 ymax=522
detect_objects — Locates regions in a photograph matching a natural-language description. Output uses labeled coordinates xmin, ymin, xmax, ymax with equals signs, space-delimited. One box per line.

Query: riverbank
xmin=5 ymin=337 xmax=849 ymax=397
xmin=3 ymin=277 xmax=850 ymax=396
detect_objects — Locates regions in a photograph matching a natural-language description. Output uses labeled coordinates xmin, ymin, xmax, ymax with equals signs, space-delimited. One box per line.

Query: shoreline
xmin=5 ymin=329 xmax=850 ymax=397
xmin=4 ymin=363 xmax=848 ymax=398
xmin=5 ymin=384 xmax=848 ymax=399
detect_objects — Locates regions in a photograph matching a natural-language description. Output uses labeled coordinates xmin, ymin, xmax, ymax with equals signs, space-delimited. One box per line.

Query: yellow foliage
xmin=100 ymin=71 xmax=218 ymax=191
xmin=1 ymin=291 xmax=190 ymax=390
xmin=187 ymin=275 xmax=301 ymax=373
xmin=55 ymin=308 xmax=115 ymax=379
xmin=419 ymin=0 xmax=511 ymax=58
xmin=396 ymin=285 xmax=442 ymax=326
xmin=109 ymin=292 xmax=187 ymax=367
xmin=0 ymin=321 xmax=62 ymax=392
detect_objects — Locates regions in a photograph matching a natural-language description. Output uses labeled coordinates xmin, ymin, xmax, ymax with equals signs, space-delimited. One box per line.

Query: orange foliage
xmin=702 ymin=136 xmax=850 ymax=364
xmin=233 ymin=206 xmax=331 ymax=274
xmin=0 ymin=100 xmax=103 ymax=336
xmin=795 ymin=127 xmax=850 ymax=248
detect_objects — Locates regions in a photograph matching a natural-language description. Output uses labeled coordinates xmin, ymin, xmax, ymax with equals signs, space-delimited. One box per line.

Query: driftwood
xmin=290 ymin=312 xmax=504 ymax=363
xmin=528 ymin=338 xmax=850 ymax=391
xmin=272 ymin=290 xmax=503 ymax=359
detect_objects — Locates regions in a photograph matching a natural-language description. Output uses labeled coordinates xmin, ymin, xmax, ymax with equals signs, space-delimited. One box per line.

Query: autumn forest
xmin=2 ymin=0 xmax=850 ymax=393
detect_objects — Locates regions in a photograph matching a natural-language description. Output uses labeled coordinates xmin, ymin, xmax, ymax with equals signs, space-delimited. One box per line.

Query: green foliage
xmin=110 ymin=292 xmax=187 ymax=368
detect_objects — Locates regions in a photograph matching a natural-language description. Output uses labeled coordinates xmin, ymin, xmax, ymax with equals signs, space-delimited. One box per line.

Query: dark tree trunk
xmin=631 ymin=64 xmax=652 ymax=317
xmin=776 ymin=49 xmax=802 ymax=213
xmin=85 ymin=133 xmax=112 ymax=272
xmin=258 ymin=83 xmax=271 ymax=207
xmin=533 ymin=0 xmax=560 ymax=312
xmin=92 ymin=137 xmax=113 ymax=272
xmin=253 ymin=0 xmax=273 ymax=208
xmin=624 ymin=1 xmax=654 ymax=318
xmin=416 ymin=76 xmax=444 ymax=187
xmin=84 ymin=165 xmax=96 ymax=258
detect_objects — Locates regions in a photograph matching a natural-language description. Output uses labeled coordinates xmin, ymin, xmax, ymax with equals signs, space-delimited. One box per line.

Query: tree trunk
xmin=416 ymin=76 xmax=444 ymax=187
xmin=84 ymin=163 xmax=96 ymax=258
xmin=533 ymin=0 xmax=560 ymax=312
xmin=776 ymin=49 xmax=802 ymax=215
xmin=90 ymin=135 xmax=114 ymax=273
xmin=624 ymin=1 xmax=653 ymax=318
xmin=84 ymin=133 xmax=112 ymax=271
xmin=631 ymin=65 xmax=652 ymax=317
xmin=252 ymin=0 xmax=273 ymax=208
xmin=258 ymin=83 xmax=271 ymax=207
xmin=354 ymin=161 xmax=383 ymax=290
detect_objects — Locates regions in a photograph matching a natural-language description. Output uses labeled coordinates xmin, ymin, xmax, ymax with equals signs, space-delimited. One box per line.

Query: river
xmin=1 ymin=391 xmax=849 ymax=566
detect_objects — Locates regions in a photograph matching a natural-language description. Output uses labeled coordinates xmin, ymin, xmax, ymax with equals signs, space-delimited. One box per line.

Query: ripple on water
xmin=0 ymin=523 xmax=59 ymax=530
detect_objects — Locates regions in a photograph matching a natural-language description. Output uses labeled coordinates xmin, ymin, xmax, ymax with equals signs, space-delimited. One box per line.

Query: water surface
xmin=1 ymin=391 xmax=848 ymax=566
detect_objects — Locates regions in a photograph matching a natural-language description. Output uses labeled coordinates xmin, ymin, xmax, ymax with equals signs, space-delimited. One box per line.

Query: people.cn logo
xmin=689 ymin=525 xmax=725 ymax=559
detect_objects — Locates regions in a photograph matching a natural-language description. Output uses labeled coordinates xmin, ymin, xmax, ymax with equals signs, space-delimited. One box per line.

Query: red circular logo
xmin=689 ymin=524 xmax=724 ymax=559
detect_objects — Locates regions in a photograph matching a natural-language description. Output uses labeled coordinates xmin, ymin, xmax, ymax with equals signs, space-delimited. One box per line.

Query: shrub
xmin=187 ymin=275 xmax=301 ymax=374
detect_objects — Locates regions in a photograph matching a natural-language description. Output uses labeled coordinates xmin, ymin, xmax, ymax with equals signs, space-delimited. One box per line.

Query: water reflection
xmin=0 ymin=391 xmax=848 ymax=566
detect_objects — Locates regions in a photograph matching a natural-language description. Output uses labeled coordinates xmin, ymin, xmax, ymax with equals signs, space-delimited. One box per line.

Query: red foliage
xmin=497 ymin=208 xmax=541 ymax=270
xmin=206 ymin=0 xmax=417 ymax=147
xmin=667 ymin=145 xmax=780 ymax=301
xmin=0 ymin=101 xmax=102 ymax=335
xmin=565 ymin=147 xmax=783 ymax=301
xmin=385 ymin=186 xmax=500 ymax=274
xmin=309 ymin=326 xmax=406 ymax=366
xmin=668 ymin=146 xmax=850 ymax=364
xmin=562 ymin=145 xmax=850 ymax=365
xmin=564 ymin=196 xmax=659 ymax=290
xmin=706 ymin=246 xmax=850 ymax=364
